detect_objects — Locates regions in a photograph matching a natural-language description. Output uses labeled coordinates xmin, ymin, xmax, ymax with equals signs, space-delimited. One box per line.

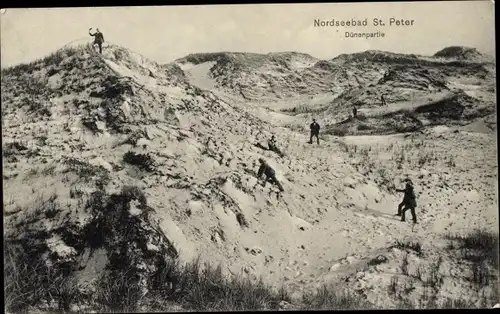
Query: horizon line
xmin=1 ymin=40 xmax=494 ymax=69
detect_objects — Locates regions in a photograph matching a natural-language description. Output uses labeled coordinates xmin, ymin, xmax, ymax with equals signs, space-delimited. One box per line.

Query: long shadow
xmin=349 ymin=204 xmax=400 ymax=221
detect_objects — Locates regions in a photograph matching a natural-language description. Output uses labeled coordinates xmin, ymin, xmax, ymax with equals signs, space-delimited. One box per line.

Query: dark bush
xmin=123 ymin=151 xmax=156 ymax=172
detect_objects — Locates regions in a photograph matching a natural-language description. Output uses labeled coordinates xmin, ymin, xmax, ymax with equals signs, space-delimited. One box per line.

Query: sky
xmin=0 ymin=2 xmax=495 ymax=68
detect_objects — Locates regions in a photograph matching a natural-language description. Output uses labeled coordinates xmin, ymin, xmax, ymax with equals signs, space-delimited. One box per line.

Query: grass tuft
xmin=394 ymin=239 xmax=423 ymax=256
xmin=302 ymin=284 xmax=372 ymax=310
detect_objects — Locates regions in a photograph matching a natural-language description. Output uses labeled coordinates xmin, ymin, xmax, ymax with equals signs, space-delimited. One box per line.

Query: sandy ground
xmin=357 ymin=91 xmax=452 ymax=116
xmin=164 ymin=58 xmax=499 ymax=299
xmin=2 ymin=44 xmax=498 ymax=308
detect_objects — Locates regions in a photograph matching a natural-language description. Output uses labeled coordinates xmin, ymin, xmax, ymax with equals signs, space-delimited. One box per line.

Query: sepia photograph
xmin=1 ymin=1 xmax=498 ymax=312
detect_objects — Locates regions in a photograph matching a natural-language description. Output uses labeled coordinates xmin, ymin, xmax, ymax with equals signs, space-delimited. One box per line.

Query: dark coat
xmin=310 ymin=122 xmax=320 ymax=134
xmin=397 ymin=183 xmax=417 ymax=207
xmin=90 ymin=32 xmax=104 ymax=44
xmin=258 ymin=162 xmax=276 ymax=178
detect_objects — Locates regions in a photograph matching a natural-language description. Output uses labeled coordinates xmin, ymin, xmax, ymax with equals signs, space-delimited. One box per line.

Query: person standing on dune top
xmin=309 ymin=119 xmax=320 ymax=144
xmin=89 ymin=28 xmax=104 ymax=54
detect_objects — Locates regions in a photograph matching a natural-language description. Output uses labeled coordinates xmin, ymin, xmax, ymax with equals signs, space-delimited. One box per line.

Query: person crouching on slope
xmin=268 ymin=135 xmax=277 ymax=151
xmin=89 ymin=28 xmax=105 ymax=54
xmin=395 ymin=179 xmax=417 ymax=224
xmin=268 ymin=135 xmax=285 ymax=158
xmin=257 ymin=158 xmax=284 ymax=192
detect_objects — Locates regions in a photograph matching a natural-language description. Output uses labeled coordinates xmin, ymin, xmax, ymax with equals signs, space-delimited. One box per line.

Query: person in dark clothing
xmin=381 ymin=95 xmax=387 ymax=106
xmin=89 ymin=28 xmax=105 ymax=54
xmin=267 ymin=135 xmax=283 ymax=157
xmin=257 ymin=158 xmax=284 ymax=192
xmin=352 ymin=106 xmax=358 ymax=119
xmin=268 ymin=135 xmax=277 ymax=151
xmin=253 ymin=135 xmax=284 ymax=158
xmin=309 ymin=119 xmax=320 ymax=144
xmin=395 ymin=179 xmax=417 ymax=224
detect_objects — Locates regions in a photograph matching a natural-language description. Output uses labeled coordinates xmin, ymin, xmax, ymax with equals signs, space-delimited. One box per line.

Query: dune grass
xmin=6 ymin=242 xmax=372 ymax=312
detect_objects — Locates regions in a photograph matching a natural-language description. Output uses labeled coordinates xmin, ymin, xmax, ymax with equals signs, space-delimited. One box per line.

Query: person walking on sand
xmin=381 ymin=94 xmax=387 ymax=106
xmin=395 ymin=179 xmax=417 ymax=224
xmin=89 ymin=27 xmax=105 ymax=54
xmin=257 ymin=158 xmax=284 ymax=192
xmin=352 ymin=106 xmax=358 ymax=119
xmin=309 ymin=119 xmax=320 ymax=144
